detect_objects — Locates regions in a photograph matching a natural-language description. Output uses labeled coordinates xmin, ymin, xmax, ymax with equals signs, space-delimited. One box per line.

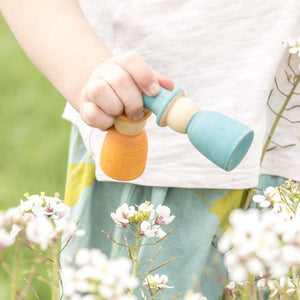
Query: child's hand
xmin=80 ymin=52 xmax=174 ymax=131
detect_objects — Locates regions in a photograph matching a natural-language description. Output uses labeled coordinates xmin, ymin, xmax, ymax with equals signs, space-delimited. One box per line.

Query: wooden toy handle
xmin=143 ymin=87 xmax=200 ymax=133
xmin=113 ymin=109 xmax=152 ymax=136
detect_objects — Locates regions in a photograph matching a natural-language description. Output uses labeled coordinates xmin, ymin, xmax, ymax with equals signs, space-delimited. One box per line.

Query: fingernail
xmin=147 ymin=83 xmax=160 ymax=96
xmin=131 ymin=110 xmax=144 ymax=121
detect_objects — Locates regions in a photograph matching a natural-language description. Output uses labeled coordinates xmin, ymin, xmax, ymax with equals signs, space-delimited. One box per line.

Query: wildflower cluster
xmin=0 ymin=193 xmax=83 ymax=250
xmin=224 ymin=276 xmax=298 ymax=300
xmin=106 ymin=202 xmax=176 ymax=299
xmin=218 ymin=209 xmax=288 ymax=282
xmin=219 ymin=180 xmax=300 ymax=299
xmin=62 ymin=248 xmax=138 ymax=300
xmin=219 ymin=207 xmax=300 ymax=283
xmin=253 ymin=180 xmax=300 ymax=220
xmin=110 ymin=201 xmax=175 ymax=238
xmin=257 ymin=275 xmax=298 ymax=299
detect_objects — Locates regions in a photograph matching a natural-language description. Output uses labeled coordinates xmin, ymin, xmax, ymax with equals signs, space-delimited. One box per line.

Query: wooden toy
xmin=100 ymin=87 xmax=254 ymax=181
xmin=100 ymin=110 xmax=151 ymax=181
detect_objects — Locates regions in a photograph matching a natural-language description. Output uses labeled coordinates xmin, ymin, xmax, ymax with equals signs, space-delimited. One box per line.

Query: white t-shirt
xmin=63 ymin=0 xmax=300 ymax=188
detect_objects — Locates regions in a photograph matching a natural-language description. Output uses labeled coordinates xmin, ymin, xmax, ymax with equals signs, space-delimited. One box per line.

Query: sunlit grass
xmin=0 ymin=14 xmax=70 ymax=299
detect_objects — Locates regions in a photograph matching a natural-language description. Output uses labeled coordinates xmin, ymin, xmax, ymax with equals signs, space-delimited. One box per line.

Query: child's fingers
xmin=80 ymin=101 xmax=115 ymax=131
xmin=115 ymin=52 xmax=160 ymax=97
xmin=80 ymin=52 xmax=174 ymax=130
xmin=83 ymin=78 xmax=124 ymax=117
xmin=153 ymin=70 xmax=175 ymax=91
xmin=97 ymin=62 xmax=144 ymax=121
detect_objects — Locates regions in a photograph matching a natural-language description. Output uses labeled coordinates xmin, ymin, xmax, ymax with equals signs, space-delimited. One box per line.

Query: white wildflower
xmin=155 ymin=204 xmax=175 ymax=225
xmin=110 ymin=203 xmax=136 ymax=227
xmin=252 ymin=194 xmax=271 ymax=208
xmin=184 ymin=290 xmax=207 ymax=300
xmin=62 ymin=249 xmax=137 ymax=300
xmin=143 ymin=274 xmax=173 ymax=291
xmin=61 ymin=266 xmax=78 ymax=297
xmin=252 ymin=187 xmax=280 ymax=209
xmin=20 ymin=195 xmax=43 ymax=213
xmin=5 ymin=206 xmax=32 ymax=225
xmin=54 ymin=218 xmax=84 ymax=239
xmin=138 ymin=201 xmax=155 ymax=220
xmin=139 ymin=221 xmax=166 ymax=238
xmin=0 ymin=193 xmax=81 ymax=251
xmin=289 ymin=38 xmax=300 ymax=56
xmin=0 ymin=228 xmax=15 ymax=249
xmin=252 ymin=185 xmax=297 ymax=220
xmin=75 ymin=248 xmax=107 ymax=267
xmin=226 ymin=281 xmax=236 ymax=290
xmin=219 ymin=209 xmax=290 ymax=282
xmin=26 ymin=216 xmax=55 ymax=250
xmin=20 ymin=194 xmax=70 ymax=220
xmin=258 ymin=275 xmax=296 ymax=298
xmin=110 ymin=202 xmax=174 ymax=239
xmin=44 ymin=196 xmax=70 ymax=219
xmin=10 ymin=224 xmax=22 ymax=238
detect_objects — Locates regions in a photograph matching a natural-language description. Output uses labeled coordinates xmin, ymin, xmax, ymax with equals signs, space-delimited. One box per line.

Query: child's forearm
xmin=1 ymin=0 xmax=174 ymax=129
xmin=0 ymin=0 xmax=112 ymax=110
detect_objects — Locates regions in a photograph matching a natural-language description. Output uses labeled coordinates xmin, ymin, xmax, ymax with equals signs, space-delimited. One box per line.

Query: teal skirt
xmin=61 ymin=125 xmax=286 ymax=299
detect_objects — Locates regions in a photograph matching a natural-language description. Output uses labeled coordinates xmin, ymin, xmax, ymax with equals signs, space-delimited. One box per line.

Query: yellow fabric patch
xmin=64 ymin=162 xmax=96 ymax=206
xmin=194 ymin=189 xmax=210 ymax=205
xmin=209 ymin=190 xmax=246 ymax=230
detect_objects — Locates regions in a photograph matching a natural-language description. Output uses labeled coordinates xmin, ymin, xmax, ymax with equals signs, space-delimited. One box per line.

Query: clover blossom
xmin=62 ymin=248 xmax=138 ymax=300
xmin=143 ymin=274 xmax=173 ymax=291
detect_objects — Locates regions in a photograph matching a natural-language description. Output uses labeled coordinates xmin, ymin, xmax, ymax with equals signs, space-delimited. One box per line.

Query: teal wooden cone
xmin=143 ymin=87 xmax=254 ymax=171
xmin=186 ymin=111 xmax=254 ymax=171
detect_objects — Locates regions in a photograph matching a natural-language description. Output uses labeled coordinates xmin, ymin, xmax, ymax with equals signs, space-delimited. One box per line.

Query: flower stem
xmin=243 ymin=188 xmax=256 ymax=210
xmin=130 ymin=224 xmax=140 ymax=295
xmin=51 ymin=243 xmax=61 ymax=300
xmin=11 ymin=238 xmax=21 ymax=300
xmin=260 ymin=75 xmax=300 ymax=165
xmin=292 ymin=265 xmax=300 ymax=300
xmin=137 ymin=257 xmax=176 ymax=277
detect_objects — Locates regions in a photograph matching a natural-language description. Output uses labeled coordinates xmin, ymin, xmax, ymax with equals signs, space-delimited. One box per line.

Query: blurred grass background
xmin=0 ymin=14 xmax=71 ymax=299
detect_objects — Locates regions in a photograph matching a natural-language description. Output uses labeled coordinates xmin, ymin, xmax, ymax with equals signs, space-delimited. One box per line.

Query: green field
xmin=0 ymin=14 xmax=71 ymax=299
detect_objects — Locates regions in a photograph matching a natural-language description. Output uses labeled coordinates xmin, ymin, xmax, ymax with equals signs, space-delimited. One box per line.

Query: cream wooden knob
xmin=159 ymin=95 xmax=200 ymax=133
xmin=114 ymin=110 xmax=152 ymax=136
